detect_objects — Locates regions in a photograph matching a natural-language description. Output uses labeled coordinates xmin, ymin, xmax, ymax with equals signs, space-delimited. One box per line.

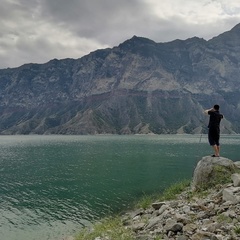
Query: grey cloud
xmin=40 ymin=0 xmax=151 ymax=43
xmin=0 ymin=0 xmax=240 ymax=69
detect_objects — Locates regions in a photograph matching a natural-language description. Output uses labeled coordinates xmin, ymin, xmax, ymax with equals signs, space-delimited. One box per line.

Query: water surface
xmin=0 ymin=134 xmax=239 ymax=240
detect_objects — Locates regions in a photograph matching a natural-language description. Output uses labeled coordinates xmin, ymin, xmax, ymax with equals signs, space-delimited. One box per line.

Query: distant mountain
xmin=0 ymin=24 xmax=240 ymax=134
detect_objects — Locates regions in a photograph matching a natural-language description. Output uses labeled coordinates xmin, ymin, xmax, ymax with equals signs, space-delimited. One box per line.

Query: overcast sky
xmin=1 ymin=0 xmax=240 ymax=69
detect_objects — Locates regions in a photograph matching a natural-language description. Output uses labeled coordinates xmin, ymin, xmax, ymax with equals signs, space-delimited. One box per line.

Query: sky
xmin=1 ymin=0 xmax=240 ymax=69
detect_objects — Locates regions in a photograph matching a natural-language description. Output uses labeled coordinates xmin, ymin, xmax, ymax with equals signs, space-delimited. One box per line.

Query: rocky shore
xmin=121 ymin=156 xmax=240 ymax=240
xmin=72 ymin=156 xmax=240 ymax=240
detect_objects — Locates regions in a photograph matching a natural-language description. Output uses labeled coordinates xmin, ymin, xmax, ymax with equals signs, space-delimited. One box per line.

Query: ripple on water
xmin=0 ymin=135 xmax=239 ymax=240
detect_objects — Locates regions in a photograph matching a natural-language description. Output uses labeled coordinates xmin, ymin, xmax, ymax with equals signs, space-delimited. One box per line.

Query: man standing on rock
xmin=204 ymin=104 xmax=223 ymax=157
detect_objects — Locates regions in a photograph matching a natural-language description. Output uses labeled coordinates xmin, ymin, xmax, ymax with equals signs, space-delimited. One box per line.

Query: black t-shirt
xmin=208 ymin=111 xmax=223 ymax=129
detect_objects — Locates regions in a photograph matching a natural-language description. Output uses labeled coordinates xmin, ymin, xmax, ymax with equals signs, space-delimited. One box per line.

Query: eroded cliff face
xmin=0 ymin=24 xmax=240 ymax=134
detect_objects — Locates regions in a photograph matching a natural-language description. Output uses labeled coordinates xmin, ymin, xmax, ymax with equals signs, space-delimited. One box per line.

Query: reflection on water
xmin=0 ymin=134 xmax=239 ymax=240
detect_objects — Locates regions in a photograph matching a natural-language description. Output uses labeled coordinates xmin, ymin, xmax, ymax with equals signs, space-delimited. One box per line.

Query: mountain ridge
xmin=0 ymin=24 xmax=240 ymax=134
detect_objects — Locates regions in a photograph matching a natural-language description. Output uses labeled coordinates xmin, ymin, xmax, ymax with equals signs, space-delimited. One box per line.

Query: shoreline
xmin=74 ymin=156 xmax=240 ymax=240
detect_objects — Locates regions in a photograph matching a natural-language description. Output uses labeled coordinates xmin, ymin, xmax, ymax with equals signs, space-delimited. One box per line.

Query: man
xmin=204 ymin=104 xmax=223 ymax=157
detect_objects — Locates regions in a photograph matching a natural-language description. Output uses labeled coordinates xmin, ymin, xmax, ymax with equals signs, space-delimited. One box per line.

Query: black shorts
xmin=208 ymin=128 xmax=220 ymax=146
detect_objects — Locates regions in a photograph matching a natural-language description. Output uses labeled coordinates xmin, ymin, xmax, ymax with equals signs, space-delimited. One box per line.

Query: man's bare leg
xmin=217 ymin=145 xmax=220 ymax=156
xmin=212 ymin=145 xmax=220 ymax=157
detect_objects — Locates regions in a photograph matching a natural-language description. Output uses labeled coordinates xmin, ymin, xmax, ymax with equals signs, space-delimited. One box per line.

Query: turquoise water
xmin=0 ymin=134 xmax=239 ymax=240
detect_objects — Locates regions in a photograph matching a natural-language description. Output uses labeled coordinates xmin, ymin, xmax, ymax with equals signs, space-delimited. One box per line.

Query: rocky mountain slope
xmin=1 ymin=24 xmax=240 ymax=134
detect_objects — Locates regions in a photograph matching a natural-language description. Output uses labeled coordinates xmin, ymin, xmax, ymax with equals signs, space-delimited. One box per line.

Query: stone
xmin=135 ymin=234 xmax=153 ymax=240
xmin=175 ymin=213 xmax=191 ymax=224
xmin=192 ymin=156 xmax=236 ymax=191
xmin=164 ymin=219 xmax=183 ymax=233
xmin=191 ymin=230 xmax=217 ymax=240
xmin=205 ymin=222 xmax=222 ymax=233
xmin=183 ymin=223 xmax=198 ymax=234
xmin=130 ymin=208 xmax=144 ymax=219
xmin=222 ymin=210 xmax=236 ymax=218
xmin=116 ymin=156 xmax=240 ymax=240
xmin=145 ymin=216 xmax=163 ymax=230
xmin=182 ymin=205 xmax=191 ymax=214
xmin=222 ymin=186 xmax=240 ymax=204
xmin=152 ymin=201 xmax=166 ymax=210
xmin=234 ymin=161 xmax=240 ymax=169
xmin=231 ymin=173 xmax=240 ymax=187
xmin=176 ymin=236 xmax=188 ymax=240
xmin=132 ymin=222 xmax=146 ymax=232
xmin=159 ymin=204 xmax=168 ymax=215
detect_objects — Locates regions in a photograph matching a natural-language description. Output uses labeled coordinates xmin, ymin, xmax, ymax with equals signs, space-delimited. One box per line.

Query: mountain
xmin=0 ymin=24 xmax=240 ymax=134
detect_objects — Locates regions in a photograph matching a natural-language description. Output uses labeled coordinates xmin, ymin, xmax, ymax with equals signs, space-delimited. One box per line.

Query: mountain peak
xmin=118 ymin=35 xmax=156 ymax=49
xmin=230 ymin=23 xmax=240 ymax=31
xmin=0 ymin=24 xmax=240 ymax=134
xmin=208 ymin=23 xmax=240 ymax=46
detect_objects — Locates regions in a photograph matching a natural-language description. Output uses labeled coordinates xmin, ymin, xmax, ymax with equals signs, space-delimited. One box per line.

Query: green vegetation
xmin=76 ymin=172 xmax=240 ymax=239
xmin=136 ymin=180 xmax=191 ymax=209
xmin=136 ymin=192 xmax=156 ymax=210
xmin=217 ymin=213 xmax=233 ymax=224
xmin=211 ymin=165 xmax=235 ymax=186
xmin=196 ymin=165 xmax=237 ymax=191
xmin=75 ymin=180 xmax=191 ymax=240
xmin=75 ymin=216 xmax=135 ymax=240
xmin=159 ymin=179 xmax=191 ymax=201
xmin=234 ymin=226 xmax=240 ymax=235
xmin=74 ymin=163 xmax=240 ymax=240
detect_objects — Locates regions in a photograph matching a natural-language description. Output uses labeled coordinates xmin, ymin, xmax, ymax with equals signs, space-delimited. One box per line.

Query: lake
xmin=0 ymin=134 xmax=239 ymax=240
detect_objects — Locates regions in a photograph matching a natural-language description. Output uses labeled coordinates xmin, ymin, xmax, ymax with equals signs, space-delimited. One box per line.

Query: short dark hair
xmin=214 ymin=104 xmax=220 ymax=110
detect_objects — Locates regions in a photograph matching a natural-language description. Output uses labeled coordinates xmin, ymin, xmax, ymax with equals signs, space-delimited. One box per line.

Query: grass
xmin=75 ymin=216 xmax=135 ymax=240
xmin=211 ymin=165 xmax=234 ymax=185
xmin=136 ymin=192 xmax=157 ymax=210
xmin=75 ymin=179 xmax=191 ymax=240
xmin=194 ymin=165 xmax=237 ymax=192
xmin=74 ymin=164 xmax=240 ymax=240
xmin=136 ymin=179 xmax=191 ymax=209
xmin=216 ymin=213 xmax=233 ymax=224
xmin=159 ymin=179 xmax=191 ymax=201
xmin=234 ymin=226 xmax=240 ymax=235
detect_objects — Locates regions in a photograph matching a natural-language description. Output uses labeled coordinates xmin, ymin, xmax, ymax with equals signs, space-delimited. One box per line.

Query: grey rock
xmin=176 ymin=236 xmax=188 ymax=240
xmin=175 ymin=213 xmax=191 ymax=224
xmin=231 ymin=173 xmax=240 ymax=187
xmin=164 ymin=219 xmax=183 ymax=233
xmin=183 ymin=223 xmax=198 ymax=234
xmin=130 ymin=208 xmax=144 ymax=219
xmin=152 ymin=201 xmax=166 ymax=210
xmin=135 ymin=234 xmax=153 ymax=240
xmin=182 ymin=205 xmax=191 ymax=214
xmin=110 ymin=156 xmax=240 ymax=240
xmin=132 ymin=222 xmax=146 ymax=232
xmin=234 ymin=161 xmax=240 ymax=169
xmin=159 ymin=204 xmax=168 ymax=215
xmin=145 ymin=216 xmax=163 ymax=230
xmin=192 ymin=230 xmax=217 ymax=240
xmin=222 ymin=186 xmax=240 ymax=203
xmin=192 ymin=156 xmax=236 ymax=191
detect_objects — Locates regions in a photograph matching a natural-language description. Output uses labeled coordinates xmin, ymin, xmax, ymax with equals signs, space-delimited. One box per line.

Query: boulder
xmin=164 ymin=219 xmax=183 ymax=233
xmin=231 ymin=173 xmax=240 ymax=187
xmin=234 ymin=161 xmax=240 ymax=169
xmin=222 ymin=186 xmax=240 ymax=204
xmin=151 ymin=201 xmax=166 ymax=210
xmin=192 ymin=156 xmax=237 ymax=191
